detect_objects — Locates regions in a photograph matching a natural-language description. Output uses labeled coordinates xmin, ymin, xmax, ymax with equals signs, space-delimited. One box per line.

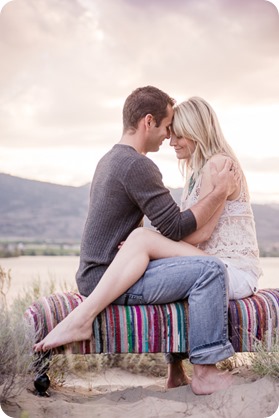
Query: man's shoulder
xmin=107 ymin=144 xmax=158 ymax=170
xmin=104 ymin=144 xmax=140 ymax=161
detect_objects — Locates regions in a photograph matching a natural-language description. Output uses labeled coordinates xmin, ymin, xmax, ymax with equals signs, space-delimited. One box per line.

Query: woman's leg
xmin=34 ymin=228 xmax=205 ymax=351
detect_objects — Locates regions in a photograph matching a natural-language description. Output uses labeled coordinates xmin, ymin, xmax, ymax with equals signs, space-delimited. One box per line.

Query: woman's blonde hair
xmin=172 ymin=97 xmax=239 ymax=180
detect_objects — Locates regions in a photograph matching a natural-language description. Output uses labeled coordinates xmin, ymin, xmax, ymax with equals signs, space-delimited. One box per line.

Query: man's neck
xmin=119 ymin=133 xmax=147 ymax=155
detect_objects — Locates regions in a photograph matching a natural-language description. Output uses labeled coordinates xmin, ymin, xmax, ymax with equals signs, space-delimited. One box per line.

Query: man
xmin=76 ymin=86 xmax=235 ymax=394
xmin=36 ymin=86 xmax=236 ymax=394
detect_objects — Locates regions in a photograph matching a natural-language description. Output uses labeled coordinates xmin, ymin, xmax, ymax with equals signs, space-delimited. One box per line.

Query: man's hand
xmin=210 ymin=158 xmax=240 ymax=198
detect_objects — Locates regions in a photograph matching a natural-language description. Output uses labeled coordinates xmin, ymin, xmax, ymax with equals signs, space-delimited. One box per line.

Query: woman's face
xmin=170 ymin=133 xmax=196 ymax=162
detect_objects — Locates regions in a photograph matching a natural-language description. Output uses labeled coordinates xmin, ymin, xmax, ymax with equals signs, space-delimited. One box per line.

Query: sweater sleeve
xmin=124 ymin=156 xmax=196 ymax=241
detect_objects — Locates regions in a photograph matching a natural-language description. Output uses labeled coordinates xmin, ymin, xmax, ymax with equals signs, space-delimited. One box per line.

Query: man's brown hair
xmin=123 ymin=86 xmax=175 ymax=133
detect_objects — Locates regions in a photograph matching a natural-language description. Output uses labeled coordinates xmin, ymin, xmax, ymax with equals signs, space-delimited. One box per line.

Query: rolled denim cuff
xmin=190 ymin=341 xmax=235 ymax=365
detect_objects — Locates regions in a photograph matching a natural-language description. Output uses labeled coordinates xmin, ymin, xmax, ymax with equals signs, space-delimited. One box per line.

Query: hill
xmin=0 ymin=173 xmax=90 ymax=241
xmin=0 ymin=173 xmax=278 ymax=255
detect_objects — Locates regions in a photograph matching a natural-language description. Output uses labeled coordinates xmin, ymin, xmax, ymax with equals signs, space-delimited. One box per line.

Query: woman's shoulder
xmin=201 ymin=153 xmax=233 ymax=174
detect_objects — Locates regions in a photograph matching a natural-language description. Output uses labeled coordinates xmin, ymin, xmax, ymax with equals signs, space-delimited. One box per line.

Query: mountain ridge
xmin=1 ymin=173 xmax=278 ymax=255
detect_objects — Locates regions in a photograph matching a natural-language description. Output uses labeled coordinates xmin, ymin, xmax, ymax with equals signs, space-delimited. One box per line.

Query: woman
xmin=34 ymin=97 xmax=262 ymax=353
xmin=171 ymin=97 xmax=262 ymax=300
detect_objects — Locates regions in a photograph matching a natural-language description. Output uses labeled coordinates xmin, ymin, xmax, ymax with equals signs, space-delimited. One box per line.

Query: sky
xmin=0 ymin=0 xmax=279 ymax=204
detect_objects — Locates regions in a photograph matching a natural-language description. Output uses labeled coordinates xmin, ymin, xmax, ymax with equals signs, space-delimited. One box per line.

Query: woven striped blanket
xmin=24 ymin=288 xmax=279 ymax=355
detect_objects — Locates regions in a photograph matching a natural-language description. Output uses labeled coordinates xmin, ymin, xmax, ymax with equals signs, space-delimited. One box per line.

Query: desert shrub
xmin=0 ymin=270 xmax=79 ymax=398
xmin=251 ymin=340 xmax=279 ymax=379
xmin=0 ymin=266 xmax=35 ymax=402
xmin=0 ymin=310 xmax=35 ymax=402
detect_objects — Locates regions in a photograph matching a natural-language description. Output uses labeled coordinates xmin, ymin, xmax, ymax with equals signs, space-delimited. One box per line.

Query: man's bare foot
xmin=33 ymin=303 xmax=94 ymax=352
xmin=191 ymin=364 xmax=233 ymax=395
xmin=166 ymin=361 xmax=192 ymax=389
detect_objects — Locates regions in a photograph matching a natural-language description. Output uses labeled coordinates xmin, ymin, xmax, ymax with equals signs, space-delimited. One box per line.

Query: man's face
xmin=146 ymin=105 xmax=174 ymax=153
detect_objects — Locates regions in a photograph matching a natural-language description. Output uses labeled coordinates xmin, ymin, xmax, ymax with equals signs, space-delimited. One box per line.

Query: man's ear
xmin=145 ymin=114 xmax=153 ymax=128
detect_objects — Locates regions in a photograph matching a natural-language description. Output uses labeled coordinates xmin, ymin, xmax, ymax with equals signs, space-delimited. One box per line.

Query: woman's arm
xmin=183 ymin=155 xmax=240 ymax=245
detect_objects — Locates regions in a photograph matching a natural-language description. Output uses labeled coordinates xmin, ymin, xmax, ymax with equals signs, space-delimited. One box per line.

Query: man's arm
xmin=125 ymin=157 xmax=197 ymax=240
xmin=183 ymin=201 xmax=225 ymax=245
xmin=125 ymin=155 xmax=236 ymax=241
xmin=186 ymin=157 xmax=238 ymax=232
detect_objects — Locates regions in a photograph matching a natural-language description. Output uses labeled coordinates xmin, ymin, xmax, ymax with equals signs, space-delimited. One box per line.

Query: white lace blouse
xmin=181 ymin=173 xmax=263 ymax=280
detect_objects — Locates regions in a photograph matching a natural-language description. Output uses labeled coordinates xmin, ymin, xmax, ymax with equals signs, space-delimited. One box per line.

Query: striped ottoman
xmin=25 ymin=288 xmax=279 ymax=355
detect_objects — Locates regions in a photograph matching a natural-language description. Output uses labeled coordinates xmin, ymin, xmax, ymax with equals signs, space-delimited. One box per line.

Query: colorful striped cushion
xmin=25 ymin=289 xmax=279 ymax=354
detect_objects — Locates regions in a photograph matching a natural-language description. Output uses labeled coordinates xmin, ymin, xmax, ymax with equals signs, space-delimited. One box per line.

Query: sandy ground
xmin=1 ymin=367 xmax=279 ymax=418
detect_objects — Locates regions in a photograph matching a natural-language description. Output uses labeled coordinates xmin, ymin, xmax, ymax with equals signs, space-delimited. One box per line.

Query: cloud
xmin=0 ymin=0 xmax=278 ymax=152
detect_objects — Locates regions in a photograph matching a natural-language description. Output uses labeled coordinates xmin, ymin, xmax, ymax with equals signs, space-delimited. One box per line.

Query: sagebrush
xmin=0 ymin=266 xmax=34 ymax=402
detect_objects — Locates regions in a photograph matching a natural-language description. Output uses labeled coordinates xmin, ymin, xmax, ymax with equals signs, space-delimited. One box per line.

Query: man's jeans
xmin=113 ymin=255 xmax=235 ymax=365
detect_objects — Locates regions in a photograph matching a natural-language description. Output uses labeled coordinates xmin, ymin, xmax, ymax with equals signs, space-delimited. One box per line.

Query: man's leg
xmin=165 ymin=353 xmax=190 ymax=388
xmin=114 ymin=255 xmax=235 ymax=394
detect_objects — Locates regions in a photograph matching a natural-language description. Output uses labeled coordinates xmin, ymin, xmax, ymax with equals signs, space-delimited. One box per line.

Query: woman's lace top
xmin=181 ymin=172 xmax=263 ymax=278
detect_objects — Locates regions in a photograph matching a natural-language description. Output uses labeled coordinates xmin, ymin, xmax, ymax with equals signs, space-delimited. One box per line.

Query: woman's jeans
xmin=113 ymin=255 xmax=235 ymax=365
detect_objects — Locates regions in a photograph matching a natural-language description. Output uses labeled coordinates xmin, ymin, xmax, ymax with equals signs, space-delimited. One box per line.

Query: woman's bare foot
xmin=34 ymin=302 xmax=95 ymax=352
xmin=191 ymin=364 xmax=233 ymax=395
xmin=166 ymin=361 xmax=192 ymax=389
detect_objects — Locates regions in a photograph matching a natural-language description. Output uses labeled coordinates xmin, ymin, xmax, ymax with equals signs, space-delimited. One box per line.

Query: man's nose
xmin=169 ymin=136 xmax=175 ymax=146
xmin=166 ymin=128 xmax=171 ymax=139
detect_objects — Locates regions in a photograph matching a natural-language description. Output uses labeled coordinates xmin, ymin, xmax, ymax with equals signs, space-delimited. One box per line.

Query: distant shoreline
xmin=0 ymin=239 xmax=279 ymax=258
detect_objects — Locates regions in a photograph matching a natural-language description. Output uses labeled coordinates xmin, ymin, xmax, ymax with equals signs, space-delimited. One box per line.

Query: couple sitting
xmin=34 ymin=86 xmax=262 ymax=395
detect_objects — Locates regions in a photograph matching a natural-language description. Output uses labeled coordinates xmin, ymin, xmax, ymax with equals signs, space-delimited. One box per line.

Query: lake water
xmin=0 ymin=256 xmax=278 ymax=304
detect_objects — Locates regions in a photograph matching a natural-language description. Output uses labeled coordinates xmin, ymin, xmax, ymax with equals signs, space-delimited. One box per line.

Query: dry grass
xmin=10 ymin=275 xmax=76 ymax=318
xmin=0 ymin=266 xmax=35 ymax=403
xmin=251 ymin=341 xmax=279 ymax=379
xmin=0 ymin=265 xmax=11 ymax=309
xmin=0 ymin=267 xmax=79 ymax=402
xmin=0 ymin=266 xmax=75 ymax=403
